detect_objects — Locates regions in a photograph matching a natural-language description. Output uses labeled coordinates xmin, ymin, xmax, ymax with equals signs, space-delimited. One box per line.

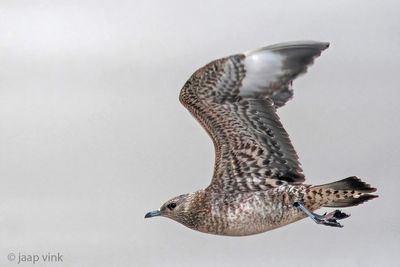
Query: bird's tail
xmin=308 ymin=176 xmax=378 ymax=208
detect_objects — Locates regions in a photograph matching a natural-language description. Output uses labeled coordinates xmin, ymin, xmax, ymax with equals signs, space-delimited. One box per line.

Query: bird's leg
xmin=293 ymin=202 xmax=350 ymax=228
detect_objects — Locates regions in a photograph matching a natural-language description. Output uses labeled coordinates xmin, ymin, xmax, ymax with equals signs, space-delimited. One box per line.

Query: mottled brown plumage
xmin=145 ymin=41 xmax=378 ymax=236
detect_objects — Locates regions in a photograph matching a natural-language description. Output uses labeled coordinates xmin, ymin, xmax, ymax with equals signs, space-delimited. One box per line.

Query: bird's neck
xmin=179 ymin=189 xmax=210 ymax=229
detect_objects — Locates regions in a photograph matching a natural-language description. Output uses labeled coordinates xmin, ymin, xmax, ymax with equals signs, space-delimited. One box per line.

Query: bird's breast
xmin=201 ymin=186 xmax=307 ymax=236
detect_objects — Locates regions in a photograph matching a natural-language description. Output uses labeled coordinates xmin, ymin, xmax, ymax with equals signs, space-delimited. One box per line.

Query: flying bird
xmin=145 ymin=41 xmax=378 ymax=236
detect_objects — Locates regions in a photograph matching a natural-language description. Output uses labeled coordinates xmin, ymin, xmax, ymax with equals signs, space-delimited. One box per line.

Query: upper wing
xmin=179 ymin=41 xmax=329 ymax=193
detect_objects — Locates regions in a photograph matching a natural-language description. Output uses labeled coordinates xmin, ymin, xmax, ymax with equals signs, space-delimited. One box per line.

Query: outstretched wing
xmin=179 ymin=41 xmax=329 ymax=193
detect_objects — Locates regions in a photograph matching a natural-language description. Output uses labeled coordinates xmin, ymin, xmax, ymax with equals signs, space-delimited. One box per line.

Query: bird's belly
xmin=212 ymin=191 xmax=307 ymax=236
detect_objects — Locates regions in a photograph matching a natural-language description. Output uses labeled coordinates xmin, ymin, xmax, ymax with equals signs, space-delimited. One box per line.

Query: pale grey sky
xmin=0 ymin=0 xmax=399 ymax=266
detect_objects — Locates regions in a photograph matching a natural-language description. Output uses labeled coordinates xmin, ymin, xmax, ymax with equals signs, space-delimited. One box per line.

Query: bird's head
xmin=145 ymin=190 xmax=208 ymax=229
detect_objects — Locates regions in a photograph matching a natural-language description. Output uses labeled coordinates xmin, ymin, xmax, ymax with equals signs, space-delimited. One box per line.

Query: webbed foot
xmin=294 ymin=202 xmax=350 ymax=228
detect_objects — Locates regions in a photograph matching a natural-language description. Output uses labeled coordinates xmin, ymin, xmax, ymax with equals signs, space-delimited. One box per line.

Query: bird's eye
xmin=167 ymin=203 xmax=177 ymax=210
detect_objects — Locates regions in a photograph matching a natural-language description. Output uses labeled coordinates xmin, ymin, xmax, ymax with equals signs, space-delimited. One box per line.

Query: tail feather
xmin=324 ymin=194 xmax=378 ymax=208
xmin=310 ymin=176 xmax=378 ymax=208
xmin=319 ymin=176 xmax=377 ymax=193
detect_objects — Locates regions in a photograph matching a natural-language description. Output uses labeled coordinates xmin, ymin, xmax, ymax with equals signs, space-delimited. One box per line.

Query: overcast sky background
xmin=0 ymin=0 xmax=399 ymax=266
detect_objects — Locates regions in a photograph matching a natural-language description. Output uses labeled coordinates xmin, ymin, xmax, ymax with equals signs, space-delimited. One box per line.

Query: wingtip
xmin=244 ymin=41 xmax=330 ymax=56
xmin=267 ymin=40 xmax=330 ymax=50
xmin=321 ymin=41 xmax=330 ymax=50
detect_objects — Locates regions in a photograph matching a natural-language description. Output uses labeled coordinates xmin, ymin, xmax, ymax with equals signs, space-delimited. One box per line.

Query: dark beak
xmin=145 ymin=209 xmax=161 ymax=218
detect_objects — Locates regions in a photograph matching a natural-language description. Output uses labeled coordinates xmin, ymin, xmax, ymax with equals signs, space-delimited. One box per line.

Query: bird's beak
xmin=145 ymin=209 xmax=161 ymax=218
